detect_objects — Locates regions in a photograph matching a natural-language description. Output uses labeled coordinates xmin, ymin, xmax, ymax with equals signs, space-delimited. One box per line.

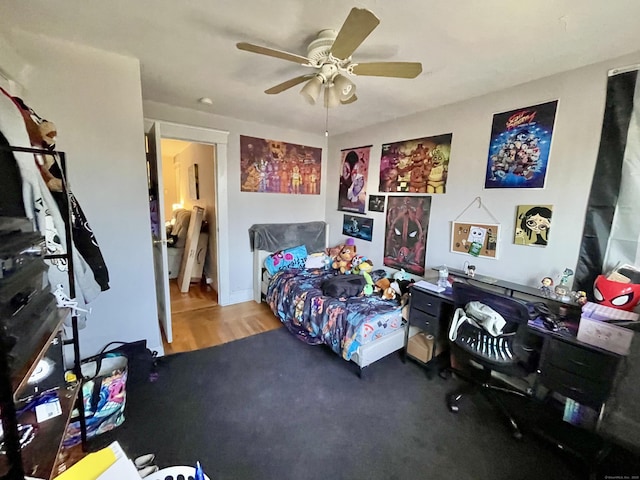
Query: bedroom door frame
xmin=144 ymin=119 xmax=231 ymax=309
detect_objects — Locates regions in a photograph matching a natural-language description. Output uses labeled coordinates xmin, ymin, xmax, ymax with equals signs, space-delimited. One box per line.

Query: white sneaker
xmin=138 ymin=465 xmax=159 ymax=478
xmin=134 ymin=454 xmax=156 ymax=469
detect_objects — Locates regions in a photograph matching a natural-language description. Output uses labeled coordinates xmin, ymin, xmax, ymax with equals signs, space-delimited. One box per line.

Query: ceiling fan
xmin=236 ymin=7 xmax=422 ymax=107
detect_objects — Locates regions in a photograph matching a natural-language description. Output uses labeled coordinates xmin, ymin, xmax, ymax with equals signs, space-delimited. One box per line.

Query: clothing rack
xmin=0 ymin=143 xmax=86 ymax=479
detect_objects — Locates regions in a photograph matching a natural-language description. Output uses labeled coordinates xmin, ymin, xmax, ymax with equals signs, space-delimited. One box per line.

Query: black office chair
xmin=446 ymin=282 xmax=536 ymax=439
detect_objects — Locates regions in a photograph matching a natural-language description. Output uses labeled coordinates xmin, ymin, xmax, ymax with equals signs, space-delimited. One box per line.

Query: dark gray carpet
xmin=91 ymin=328 xmax=618 ymax=480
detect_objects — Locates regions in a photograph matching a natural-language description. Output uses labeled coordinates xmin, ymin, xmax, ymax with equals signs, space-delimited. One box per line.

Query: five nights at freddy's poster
xmin=485 ymin=100 xmax=558 ymax=189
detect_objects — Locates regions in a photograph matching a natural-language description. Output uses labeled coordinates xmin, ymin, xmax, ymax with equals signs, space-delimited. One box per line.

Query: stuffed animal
xmin=393 ymin=269 xmax=410 ymax=281
xmin=332 ymin=243 xmax=357 ymax=274
xmin=350 ymin=255 xmax=373 ymax=275
xmin=374 ymin=277 xmax=397 ymax=301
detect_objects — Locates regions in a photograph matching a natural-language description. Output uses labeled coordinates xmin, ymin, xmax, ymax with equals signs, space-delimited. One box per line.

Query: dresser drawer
xmin=410 ymin=289 xmax=442 ymax=317
xmin=545 ymin=338 xmax=618 ymax=381
xmin=539 ymin=364 xmax=610 ymax=407
xmin=409 ymin=308 xmax=438 ymax=336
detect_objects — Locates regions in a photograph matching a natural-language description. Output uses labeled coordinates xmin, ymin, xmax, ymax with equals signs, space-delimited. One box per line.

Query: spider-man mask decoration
xmin=593 ymin=275 xmax=640 ymax=311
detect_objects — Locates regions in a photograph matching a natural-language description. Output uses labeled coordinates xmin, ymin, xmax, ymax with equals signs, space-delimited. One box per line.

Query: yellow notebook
xmin=54 ymin=441 xmax=124 ymax=480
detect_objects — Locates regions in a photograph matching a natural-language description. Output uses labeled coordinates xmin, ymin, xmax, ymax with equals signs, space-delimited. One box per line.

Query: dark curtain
xmin=574 ymin=70 xmax=638 ymax=297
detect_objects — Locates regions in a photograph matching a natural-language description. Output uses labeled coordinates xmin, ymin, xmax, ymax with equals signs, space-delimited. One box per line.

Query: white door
xmin=146 ymin=123 xmax=173 ymax=343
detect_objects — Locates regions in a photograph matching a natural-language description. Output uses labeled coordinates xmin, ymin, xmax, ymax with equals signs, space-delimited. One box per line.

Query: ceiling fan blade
xmin=341 ymin=94 xmax=358 ymax=105
xmin=265 ymin=75 xmax=312 ymax=94
xmin=237 ymin=42 xmax=310 ymax=65
xmin=352 ymin=62 xmax=423 ymax=78
xmin=330 ymin=8 xmax=380 ymax=59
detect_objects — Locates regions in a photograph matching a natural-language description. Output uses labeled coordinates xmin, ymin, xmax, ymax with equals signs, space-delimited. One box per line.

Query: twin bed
xmin=251 ymin=221 xmax=407 ymax=376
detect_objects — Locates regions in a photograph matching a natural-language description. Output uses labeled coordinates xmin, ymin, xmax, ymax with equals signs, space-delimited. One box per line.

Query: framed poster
xmin=485 ymin=100 xmax=558 ymax=189
xmin=451 ymin=222 xmax=500 ymax=259
xmin=240 ymin=135 xmax=322 ymax=194
xmin=514 ymin=204 xmax=553 ymax=246
xmin=368 ymin=195 xmax=386 ymax=213
xmin=383 ymin=196 xmax=431 ymax=275
xmin=342 ymin=214 xmax=373 ymax=242
xmin=379 ymin=133 xmax=452 ymax=193
xmin=338 ymin=145 xmax=371 ymax=213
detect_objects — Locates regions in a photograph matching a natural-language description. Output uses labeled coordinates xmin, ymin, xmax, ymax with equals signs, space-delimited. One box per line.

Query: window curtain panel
xmin=575 ymin=67 xmax=640 ymax=455
xmin=575 ymin=68 xmax=640 ymax=295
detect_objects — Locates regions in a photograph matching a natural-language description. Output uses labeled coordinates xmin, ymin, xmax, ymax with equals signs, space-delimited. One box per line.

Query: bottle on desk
xmin=437 ymin=265 xmax=449 ymax=289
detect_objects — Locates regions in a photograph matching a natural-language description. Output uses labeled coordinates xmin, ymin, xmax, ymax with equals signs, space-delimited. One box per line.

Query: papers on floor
xmin=54 ymin=441 xmax=139 ymax=480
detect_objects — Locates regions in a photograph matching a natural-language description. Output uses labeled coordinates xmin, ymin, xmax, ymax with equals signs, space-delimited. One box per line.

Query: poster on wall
xmin=338 ymin=145 xmax=371 ymax=213
xmin=383 ymin=196 xmax=431 ymax=275
xmin=451 ymin=221 xmax=499 ymax=259
xmin=368 ymin=195 xmax=386 ymax=213
xmin=514 ymin=204 xmax=553 ymax=246
xmin=240 ymin=135 xmax=322 ymax=194
xmin=379 ymin=133 xmax=452 ymax=193
xmin=485 ymin=100 xmax=558 ymax=189
xmin=342 ymin=214 xmax=373 ymax=242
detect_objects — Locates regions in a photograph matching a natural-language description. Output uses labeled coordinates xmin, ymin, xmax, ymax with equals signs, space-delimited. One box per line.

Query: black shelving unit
xmin=0 ymin=144 xmax=86 ymax=479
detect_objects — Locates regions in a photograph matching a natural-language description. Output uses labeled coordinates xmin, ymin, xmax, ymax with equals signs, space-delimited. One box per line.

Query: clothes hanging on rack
xmin=10 ymin=92 xmax=110 ymax=292
xmin=0 ymin=88 xmax=103 ymax=305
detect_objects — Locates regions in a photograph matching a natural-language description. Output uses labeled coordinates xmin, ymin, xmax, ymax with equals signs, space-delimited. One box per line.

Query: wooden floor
xmin=163 ymin=280 xmax=281 ymax=355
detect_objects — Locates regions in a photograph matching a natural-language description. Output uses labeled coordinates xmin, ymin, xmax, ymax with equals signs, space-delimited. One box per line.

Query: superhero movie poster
xmin=379 ymin=134 xmax=452 ymax=193
xmin=383 ymin=196 xmax=431 ymax=275
xmin=338 ymin=146 xmax=371 ymax=213
xmin=485 ymin=100 xmax=558 ymax=189
xmin=240 ymin=135 xmax=322 ymax=194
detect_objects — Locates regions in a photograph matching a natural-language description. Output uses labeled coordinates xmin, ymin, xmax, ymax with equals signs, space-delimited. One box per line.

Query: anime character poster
xmin=379 ymin=134 xmax=452 ymax=193
xmin=240 ymin=135 xmax=322 ymax=194
xmin=338 ymin=146 xmax=371 ymax=213
xmin=485 ymin=100 xmax=558 ymax=189
xmin=342 ymin=214 xmax=373 ymax=242
xmin=514 ymin=204 xmax=553 ymax=246
xmin=383 ymin=196 xmax=431 ymax=275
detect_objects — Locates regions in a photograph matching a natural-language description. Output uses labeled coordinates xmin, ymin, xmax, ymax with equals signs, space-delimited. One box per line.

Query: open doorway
xmin=160 ymin=138 xmax=218 ymax=312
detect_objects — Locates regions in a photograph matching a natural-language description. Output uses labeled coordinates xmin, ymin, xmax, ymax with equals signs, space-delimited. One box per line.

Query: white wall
xmin=327 ymin=51 xmax=640 ymax=289
xmin=161 ymin=153 xmax=179 ymax=219
xmin=2 ymin=31 xmax=164 ymax=357
xmin=144 ymin=101 xmax=328 ymax=303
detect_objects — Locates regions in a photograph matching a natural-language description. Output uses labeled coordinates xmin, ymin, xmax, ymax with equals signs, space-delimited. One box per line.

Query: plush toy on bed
xmin=331 ymin=242 xmax=357 ymax=274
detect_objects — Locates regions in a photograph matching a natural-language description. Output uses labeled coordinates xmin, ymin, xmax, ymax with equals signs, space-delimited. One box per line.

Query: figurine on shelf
xmin=573 ymin=290 xmax=587 ymax=306
xmin=540 ymin=276 xmax=554 ymax=297
xmin=554 ymin=268 xmax=574 ymax=301
xmin=463 ymin=261 xmax=476 ymax=277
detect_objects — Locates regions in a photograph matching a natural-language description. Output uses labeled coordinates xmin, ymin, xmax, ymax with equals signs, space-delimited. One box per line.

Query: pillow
xmin=305 ymin=252 xmax=329 ymax=270
xmin=264 ymin=245 xmax=308 ymax=275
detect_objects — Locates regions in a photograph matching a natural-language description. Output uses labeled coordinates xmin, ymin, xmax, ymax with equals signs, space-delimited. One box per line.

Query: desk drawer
xmin=540 ymin=364 xmax=610 ymax=407
xmin=409 ymin=308 xmax=438 ymax=336
xmin=545 ymin=339 xmax=618 ymax=381
xmin=410 ymin=290 xmax=442 ymax=317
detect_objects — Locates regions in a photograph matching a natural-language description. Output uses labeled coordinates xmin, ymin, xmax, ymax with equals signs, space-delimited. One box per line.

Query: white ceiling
xmin=2 ymin=0 xmax=640 ymax=136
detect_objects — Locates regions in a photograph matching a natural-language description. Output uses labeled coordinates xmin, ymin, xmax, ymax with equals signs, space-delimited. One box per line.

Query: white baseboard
xmin=225 ymin=288 xmax=253 ymax=306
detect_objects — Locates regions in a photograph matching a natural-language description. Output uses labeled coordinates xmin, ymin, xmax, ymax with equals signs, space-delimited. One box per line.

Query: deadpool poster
xmin=383 ymin=196 xmax=431 ymax=275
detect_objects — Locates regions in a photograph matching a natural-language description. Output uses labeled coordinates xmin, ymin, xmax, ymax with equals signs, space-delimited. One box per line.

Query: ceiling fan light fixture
xmin=300 ymin=76 xmax=323 ymax=105
xmin=324 ymin=85 xmax=341 ymax=108
xmin=332 ymin=74 xmax=356 ymax=101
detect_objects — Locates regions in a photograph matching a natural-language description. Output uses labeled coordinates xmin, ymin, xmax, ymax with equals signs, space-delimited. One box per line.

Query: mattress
xmin=266 ymin=268 xmax=404 ymax=361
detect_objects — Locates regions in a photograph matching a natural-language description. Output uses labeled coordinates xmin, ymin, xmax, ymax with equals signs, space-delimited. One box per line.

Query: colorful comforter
xmin=266 ymin=269 xmax=403 ymax=361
